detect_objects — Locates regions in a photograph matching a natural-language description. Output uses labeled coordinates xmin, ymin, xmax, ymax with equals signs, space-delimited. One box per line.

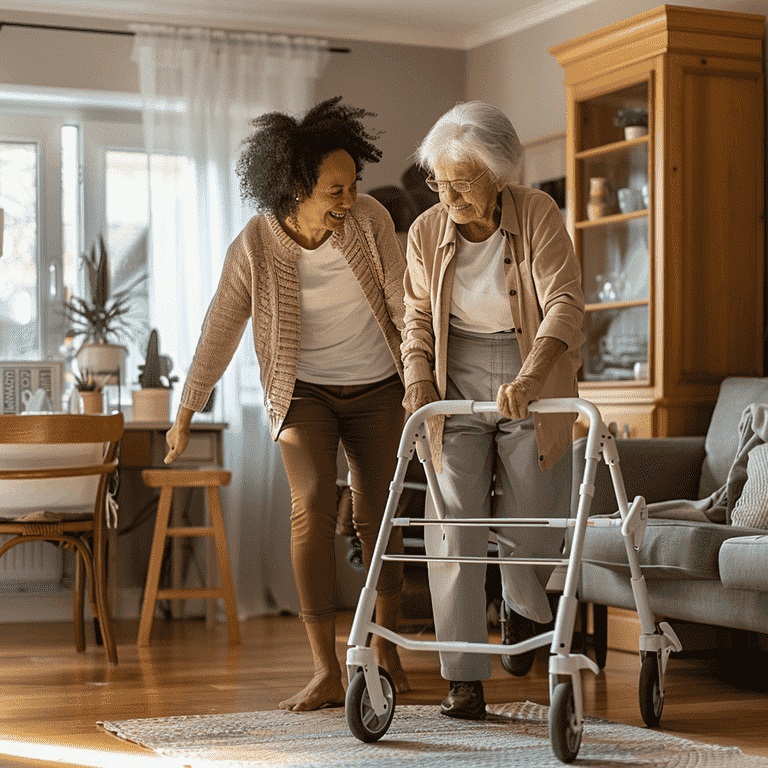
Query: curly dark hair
xmin=236 ymin=96 xmax=383 ymax=221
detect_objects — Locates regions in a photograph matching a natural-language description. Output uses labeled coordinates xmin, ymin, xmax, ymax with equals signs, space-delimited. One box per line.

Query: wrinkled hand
xmin=496 ymin=376 xmax=541 ymax=419
xmin=402 ymin=380 xmax=440 ymax=414
xmin=165 ymin=419 xmax=191 ymax=464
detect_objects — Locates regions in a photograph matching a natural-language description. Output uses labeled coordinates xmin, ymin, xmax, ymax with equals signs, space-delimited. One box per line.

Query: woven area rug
xmin=100 ymin=701 xmax=768 ymax=768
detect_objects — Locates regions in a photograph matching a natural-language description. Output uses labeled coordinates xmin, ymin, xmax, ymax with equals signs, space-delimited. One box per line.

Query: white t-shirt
xmin=450 ymin=228 xmax=516 ymax=333
xmin=296 ymin=237 xmax=396 ymax=385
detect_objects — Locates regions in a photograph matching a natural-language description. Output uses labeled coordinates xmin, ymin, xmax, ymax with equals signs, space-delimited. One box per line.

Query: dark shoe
xmin=346 ymin=536 xmax=364 ymax=572
xmin=440 ymin=680 xmax=486 ymax=720
xmin=500 ymin=602 xmax=536 ymax=677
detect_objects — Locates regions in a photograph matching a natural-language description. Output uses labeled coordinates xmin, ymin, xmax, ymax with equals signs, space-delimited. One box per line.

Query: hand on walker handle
xmin=497 ymin=336 xmax=567 ymax=418
xmin=496 ymin=375 xmax=542 ymax=419
xmin=402 ymin=380 xmax=440 ymax=414
xmin=165 ymin=404 xmax=194 ymax=464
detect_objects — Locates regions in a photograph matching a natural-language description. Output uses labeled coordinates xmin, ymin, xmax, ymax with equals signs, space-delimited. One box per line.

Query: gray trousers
xmin=426 ymin=327 xmax=572 ymax=681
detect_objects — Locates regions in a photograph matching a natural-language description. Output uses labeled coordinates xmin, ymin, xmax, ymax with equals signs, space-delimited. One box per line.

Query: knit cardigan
xmin=180 ymin=195 xmax=406 ymax=440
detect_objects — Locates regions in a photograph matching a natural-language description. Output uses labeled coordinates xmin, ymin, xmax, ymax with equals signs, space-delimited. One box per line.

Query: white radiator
xmin=0 ymin=536 xmax=62 ymax=589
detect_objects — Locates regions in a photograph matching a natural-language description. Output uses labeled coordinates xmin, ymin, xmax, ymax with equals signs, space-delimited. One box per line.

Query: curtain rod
xmin=0 ymin=20 xmax=351 ymax=53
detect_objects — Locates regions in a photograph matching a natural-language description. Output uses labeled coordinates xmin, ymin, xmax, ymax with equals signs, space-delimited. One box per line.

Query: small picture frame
xmin=523 ymin=132 xmax=567 ymax=215
xmin=0 ymin=360 xmax=64 ymax=414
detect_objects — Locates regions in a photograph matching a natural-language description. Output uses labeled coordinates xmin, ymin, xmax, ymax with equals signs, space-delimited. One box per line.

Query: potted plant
xmin=63 ymin=234 xmax=138 ymax=384
xmin=613 ymin=107 xmax=649 ymax=140
xmin=71 ymin=369 xmax=104 ymax=414
xmin=132 ymin=329 xmax=178 ymax=422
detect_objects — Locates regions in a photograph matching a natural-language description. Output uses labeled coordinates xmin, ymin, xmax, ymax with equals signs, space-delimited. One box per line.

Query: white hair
xmin=416 ymin=101 xmax=522 ymax=186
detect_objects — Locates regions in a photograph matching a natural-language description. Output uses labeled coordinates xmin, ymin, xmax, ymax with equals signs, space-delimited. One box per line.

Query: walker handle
xmin=407 ymin=397 xmax=601 ymax=425
xmin=400 ymin=397 xmax=605 ymax=462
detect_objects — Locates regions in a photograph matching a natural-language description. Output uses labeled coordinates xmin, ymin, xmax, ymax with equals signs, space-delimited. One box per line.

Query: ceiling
xmin=10 ymin=0 xmax=600 ymax=49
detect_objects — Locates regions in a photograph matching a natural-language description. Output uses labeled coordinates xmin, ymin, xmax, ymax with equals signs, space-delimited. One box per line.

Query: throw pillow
xmin=731 ymin=443 xmax=768 ymax=529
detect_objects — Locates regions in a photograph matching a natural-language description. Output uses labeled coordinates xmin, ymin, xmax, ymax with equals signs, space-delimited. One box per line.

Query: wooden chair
xmin=138 ymin=468 xmax=240 ymax=647
xmin=0 ymin=413 xmax=124 ymax=665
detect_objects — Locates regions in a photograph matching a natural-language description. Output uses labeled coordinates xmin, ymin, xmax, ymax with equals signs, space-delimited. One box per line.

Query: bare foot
xmin=278 ymin=671 xmax=346 ymax=712
xmin=372 ymin=637 xmax=412 ymax=693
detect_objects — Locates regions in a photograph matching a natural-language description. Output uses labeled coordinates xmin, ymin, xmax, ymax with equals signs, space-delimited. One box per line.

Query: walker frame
xmin=345 ymin=397 xmax=682 ymax=763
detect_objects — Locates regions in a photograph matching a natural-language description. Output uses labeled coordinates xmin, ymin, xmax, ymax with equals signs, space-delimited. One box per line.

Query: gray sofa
xmin=575 ymin=377 xmax=768 ymax=666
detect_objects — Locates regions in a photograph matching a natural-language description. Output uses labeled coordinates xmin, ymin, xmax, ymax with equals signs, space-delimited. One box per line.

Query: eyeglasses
xmin=425 ymin=167 xmax=490 ymax=194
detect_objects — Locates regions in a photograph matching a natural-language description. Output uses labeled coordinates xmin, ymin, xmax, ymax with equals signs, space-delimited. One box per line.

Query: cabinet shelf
xmin=576 ymin=209 xmax=647 ymax=228
xmin=552 ymin=4 xmax=764 ymax=439
xmin=585 ymin=299 xmax=648 ymax=312
xmin=575 ymin=134 xmax=649 ymax=161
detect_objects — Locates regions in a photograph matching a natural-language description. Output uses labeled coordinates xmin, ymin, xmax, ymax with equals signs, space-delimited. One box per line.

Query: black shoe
xmin=440 ymin=680 xmax=486 ymax=720
xmin=346 ymin=536 xmax=364 ymax=572
xmin=500 ymin=602 xmax=536 ymax=677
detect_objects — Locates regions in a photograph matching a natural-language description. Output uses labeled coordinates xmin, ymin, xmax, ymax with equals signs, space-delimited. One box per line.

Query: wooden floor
xmin=0 ymin=612 xmax=767 ymax=766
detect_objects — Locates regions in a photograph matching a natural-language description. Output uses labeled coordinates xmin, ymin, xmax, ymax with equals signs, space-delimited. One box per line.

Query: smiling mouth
xmin=449 ymin=204 xmax=471 ymax=211
xmin=329 ymin=211 xmax=346 ymax=219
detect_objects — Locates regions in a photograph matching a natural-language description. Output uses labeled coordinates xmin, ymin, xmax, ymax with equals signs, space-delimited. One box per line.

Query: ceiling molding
xmin=0 ymin=0 xmax=464 ymax=48
xmin=0 ymin=0 xmax=602 ymax=50
xmin=463 ymin=0 xmax=603 ymax=49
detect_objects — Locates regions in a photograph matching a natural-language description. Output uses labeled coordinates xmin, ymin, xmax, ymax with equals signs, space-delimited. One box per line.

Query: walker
xmin=345 ymin=397 xmax=682 ymax=763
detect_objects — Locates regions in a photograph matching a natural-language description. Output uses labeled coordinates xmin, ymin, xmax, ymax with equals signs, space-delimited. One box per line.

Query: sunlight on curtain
xmin=131 ymin=26 xmax=329 ymax=617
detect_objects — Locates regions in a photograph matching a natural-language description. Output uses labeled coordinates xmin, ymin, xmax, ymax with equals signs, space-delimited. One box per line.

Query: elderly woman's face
xmin=431 ymin=158 xmax=501 ymax=233
xmin=296 ymin=149 xmax=358 ymax=241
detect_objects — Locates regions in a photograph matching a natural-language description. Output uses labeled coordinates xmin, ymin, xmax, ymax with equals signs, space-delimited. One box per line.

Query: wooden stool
xmin=138 ymin=468 xmax=241 ymax=646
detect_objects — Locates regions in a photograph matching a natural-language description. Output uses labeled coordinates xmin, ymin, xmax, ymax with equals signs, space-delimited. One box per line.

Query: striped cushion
xmin=731 ymin=443 xmax=768 ymax=529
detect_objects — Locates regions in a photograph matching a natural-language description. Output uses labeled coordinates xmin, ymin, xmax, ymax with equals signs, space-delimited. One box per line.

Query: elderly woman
xmin=401 ymin=101 xmax=585 ymax=720
xmin=165 ymin=97 xmax=410 ymax=711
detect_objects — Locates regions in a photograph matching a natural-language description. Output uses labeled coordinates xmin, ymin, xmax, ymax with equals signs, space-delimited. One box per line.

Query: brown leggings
xmin=277 ymin=375 xmax=405 ymax=623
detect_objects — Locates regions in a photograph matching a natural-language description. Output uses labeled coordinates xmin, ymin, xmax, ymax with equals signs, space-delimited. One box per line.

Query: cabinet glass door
xmin=574 ymin=81 xmax=651 ymax=384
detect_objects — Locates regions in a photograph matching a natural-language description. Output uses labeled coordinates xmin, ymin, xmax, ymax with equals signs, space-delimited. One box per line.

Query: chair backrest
xmin=0 ymin=414 xmax=124 ymax=520
xmin=698 ymin=377 xmax=768 ymax=499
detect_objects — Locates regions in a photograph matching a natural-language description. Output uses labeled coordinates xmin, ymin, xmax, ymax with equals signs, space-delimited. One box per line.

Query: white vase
xmin=76 ymin=342 xmax=126 ymax=385
xmin=624 ymin=125 xmax=648 ymax=140
xmin=131 ymin=388 xmax=171 ymax=422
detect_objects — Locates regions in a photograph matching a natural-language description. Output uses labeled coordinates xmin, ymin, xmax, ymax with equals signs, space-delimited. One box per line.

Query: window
xmin=0 ymin=105 xmax=150 ymax=406
xmin=0 ymin=141 xmax=39 ymax=359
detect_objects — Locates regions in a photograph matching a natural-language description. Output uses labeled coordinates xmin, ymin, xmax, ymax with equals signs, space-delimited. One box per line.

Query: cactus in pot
xmin=132 ymin=329 xmax=177 ymax=421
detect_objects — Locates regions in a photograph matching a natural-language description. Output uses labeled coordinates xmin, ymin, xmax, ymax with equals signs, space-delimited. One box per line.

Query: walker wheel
xmin=639 ymin=653 xmax=664 ymax=727
xmin=549 ymin=680 xmax=582 ymax=763
xmin=346 ymin=666 xmax=396 ymax=742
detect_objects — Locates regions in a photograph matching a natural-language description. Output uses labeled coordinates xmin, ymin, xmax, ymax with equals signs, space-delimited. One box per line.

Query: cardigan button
xmin=504 ymin=258 xmax=511 ymax=264
xmin=509 ymin=289 xmax=517 ymax=296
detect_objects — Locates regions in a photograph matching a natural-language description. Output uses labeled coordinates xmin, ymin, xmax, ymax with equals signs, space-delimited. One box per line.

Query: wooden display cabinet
xmin=551 ymin=5 xmax=765 ymax=439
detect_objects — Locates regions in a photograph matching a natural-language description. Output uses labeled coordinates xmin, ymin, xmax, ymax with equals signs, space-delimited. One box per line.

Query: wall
xmin=317 ymin=41 xmax=465 ymax=191
xmin=0 ymin=8 xmax=464 ymax=192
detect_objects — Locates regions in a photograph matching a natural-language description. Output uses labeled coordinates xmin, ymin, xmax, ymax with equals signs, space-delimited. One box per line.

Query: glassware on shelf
xmin=617 ymin=187 xmax=644 ymax=213
xmin=594 ymin=272 xmax=625 ymax=303
xmin=582 ymin=304 xmax=648 ymax=383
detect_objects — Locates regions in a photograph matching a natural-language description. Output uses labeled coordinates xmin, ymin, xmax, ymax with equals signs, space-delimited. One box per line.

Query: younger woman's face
xmin=295 ymin=149 xmax=358 ymax=244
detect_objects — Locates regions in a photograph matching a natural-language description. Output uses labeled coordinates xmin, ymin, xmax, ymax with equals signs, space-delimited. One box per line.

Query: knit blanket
xmin=643 ymin=403 xmax=768 ymax=525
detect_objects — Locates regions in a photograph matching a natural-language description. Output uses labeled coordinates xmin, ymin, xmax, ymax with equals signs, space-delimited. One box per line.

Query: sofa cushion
xmin=731 ymin=443 xmax=768 ymax=529
xmin=582 ymin=519 xmax=764 ymax=580
xmin=719 ymin=536 xmax=768 ymax=591
xmin=699 ymin=377 xmax=768 ymax=499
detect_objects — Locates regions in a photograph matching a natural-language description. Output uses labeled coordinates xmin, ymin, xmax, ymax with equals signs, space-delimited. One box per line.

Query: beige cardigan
xmin=401 ymin=185 xmax=585 ymax=472
xmin=181 ymin=194 xmax=406 ymax=439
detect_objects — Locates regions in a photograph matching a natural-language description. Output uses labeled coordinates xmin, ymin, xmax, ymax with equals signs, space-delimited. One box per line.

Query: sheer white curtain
xmin=131 ymin=26 xmax=329 ymax=616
